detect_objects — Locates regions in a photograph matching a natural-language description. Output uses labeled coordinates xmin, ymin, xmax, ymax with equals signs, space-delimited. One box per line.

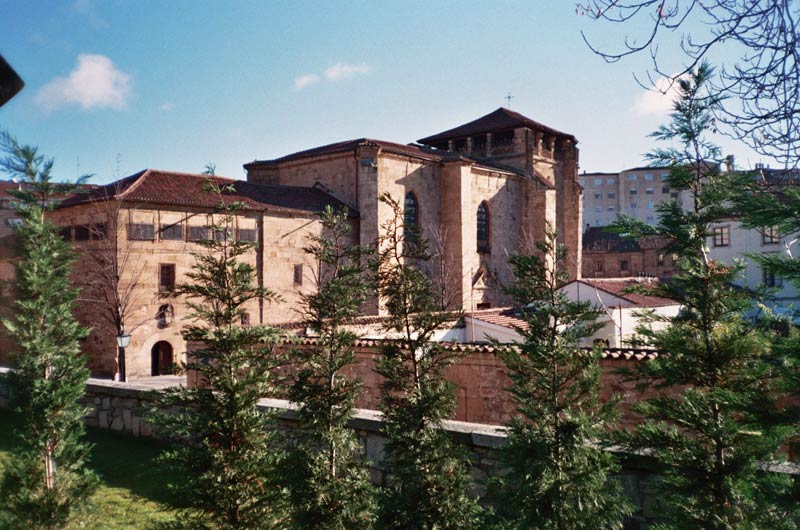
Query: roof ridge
xmin=116 ymin=169 xmax=152 ymax=200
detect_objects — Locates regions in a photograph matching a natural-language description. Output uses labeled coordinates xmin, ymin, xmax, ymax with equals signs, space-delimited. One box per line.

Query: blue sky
xmin=0 ymin=1 xmax=770 ymax=184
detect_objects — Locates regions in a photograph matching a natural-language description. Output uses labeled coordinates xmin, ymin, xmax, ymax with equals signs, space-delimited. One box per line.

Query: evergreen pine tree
xmin=283 ymin=206 xmax=375 ymax=529
xmin=610 ymin=62 xmax=799 ymax=529
xmin=373 ymin=193 xmax=482 ymax=530
xmin=0 ymin=130 xmax=98 ymax=529
xmin=490 ymin=226 xmax=632 ymax=530
xmin=149 ymin=179 xmax=287 ymax=530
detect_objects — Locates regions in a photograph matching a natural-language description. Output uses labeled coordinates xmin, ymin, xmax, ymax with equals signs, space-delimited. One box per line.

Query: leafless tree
xmin=427 ymin=226 xmax=465 ymax=311
xmin=75 ymin=185 xmax=148 ymax=380
xmin=578 ymin=0 xmax=800 ymax=169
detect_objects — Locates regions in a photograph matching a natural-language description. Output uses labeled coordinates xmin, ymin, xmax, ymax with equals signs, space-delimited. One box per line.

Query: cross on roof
xmin=505 ymin=92 xmax=513 ymax=108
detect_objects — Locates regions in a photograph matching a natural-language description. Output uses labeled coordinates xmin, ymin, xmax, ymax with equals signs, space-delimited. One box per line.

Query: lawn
xmin=0 ymin=408 xmax=184 ymax=529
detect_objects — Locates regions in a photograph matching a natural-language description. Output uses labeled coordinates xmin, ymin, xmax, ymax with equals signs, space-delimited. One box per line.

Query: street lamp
xmin=116 ymin=332 xmax=131 ymax=382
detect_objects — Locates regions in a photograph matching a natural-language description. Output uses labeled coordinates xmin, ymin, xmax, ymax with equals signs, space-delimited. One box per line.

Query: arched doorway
xmin=151 ymin=341 xmax=173 ymax=376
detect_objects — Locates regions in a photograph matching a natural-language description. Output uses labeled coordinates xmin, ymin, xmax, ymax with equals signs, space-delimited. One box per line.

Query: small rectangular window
xmin=606 ymin=178 xmax=615 ymax=185
xmin=160 ymin=222 xmax=184 ymax=241
xmin=646 ymin=216 xmax=655 ymax=224
xmin=630 ymin=190 xmax=637 ymax=195
xmin=159 ymin=264 xmax=176 ymax=292
xmin=646 ymin=188 xmax=654 ymax=195
xmin=213 ymin=228 xmax=231 ymax=242
xmin=657 ymin=253 xmax=665 ymax=265
xmin=92 ymin=223 xmax=107 ymax=240
xmin=631 ymin=202 xmax=637 ymax=209
xmin=188 ymin=226 xmax=208 ymax=242
xmin=594 ymin=206 xmax=603 ymax=213
xmin=607 ymin=206 xmax=614 ymax=212
xmin=594 ymin=260 xmax=603 ymax=272
xmin=620 ymin=260 xmax=629 ymax=271
xmin=593 ymin=178 xmax=602 ymax=186
xmin=58 ymin=226 xmax=72 ymax=241
xmin=670 ymin=192 xmax=679 ymax=199
xmin=644 ymin=173 xmax=654 ymax=181
xmin=594 ymin=193 xmax=602 ymax=199
xmin=607 ymin=192 xmax=615 ymax=199
xmin=293 ymin=264 xmax=303 ymax=286
xmin=128 ymin=223 xmax=155 ymax=241
xmin=662 ymin=186 xmax=670 ymax=194
xmin=762 ymin=269 xmax=783 ymax=288
xmin=74 ymin=225 xmax=90 ymax=241
xmin=762 ymin=225 xmax=780 ymax=245
xmin=661 ymin=172 xmax=669 ymax=180
xmin=647 ymin=201 xmax=655 ymax=209
xmin=238 ymin=228 xmax=257 ymax=242
xmin=241 ymin=312 xmax=251 ymax=327
xmin=712 ymin=226 xmax=730 ymax=247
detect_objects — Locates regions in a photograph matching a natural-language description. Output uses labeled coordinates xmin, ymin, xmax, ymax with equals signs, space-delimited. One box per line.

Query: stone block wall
xmin=0 ymin=370 xmax=663 ymax=529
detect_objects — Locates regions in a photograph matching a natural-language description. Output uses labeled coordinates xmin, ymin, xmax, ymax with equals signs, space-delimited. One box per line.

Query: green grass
xmin=0 ymin=408 xmax=184 ymax=529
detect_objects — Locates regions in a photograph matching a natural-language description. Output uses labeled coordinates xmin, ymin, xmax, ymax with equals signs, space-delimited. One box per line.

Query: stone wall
xmin=0 ymin=369 xmax=661 ymax=529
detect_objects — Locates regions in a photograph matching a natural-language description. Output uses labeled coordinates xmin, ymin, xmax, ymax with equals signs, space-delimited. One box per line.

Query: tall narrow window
xmin=477 ymin=201 xmax=490 ymax=253
xmin=293 ymin=264 xmax=304 ymax=286
xmin=403 ymin=192 xmax=419 ymax=240
xmin=159 ymin=264 xmax=176 ymax=293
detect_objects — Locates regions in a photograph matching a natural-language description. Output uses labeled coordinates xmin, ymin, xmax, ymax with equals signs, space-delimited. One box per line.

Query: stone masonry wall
xmin=0 ymin=369 xmax=663 ymax=529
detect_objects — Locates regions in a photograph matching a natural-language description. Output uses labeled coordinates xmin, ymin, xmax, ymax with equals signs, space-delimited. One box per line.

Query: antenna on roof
xmin=505 ymin=92 xmax=513 ymax=108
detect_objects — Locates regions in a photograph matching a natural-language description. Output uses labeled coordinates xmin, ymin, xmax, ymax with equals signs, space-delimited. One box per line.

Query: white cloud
xmin=294 ymin=73 xmax=320 ymax=90
xmin=633 ymin=75 xmax=682 ymax=117
xmin=293 ymin=62 xmax=369 ymax=90
xmin=35 ymin=54 xmax=131 ymax=112
xmin=160 ymin=102 xmax=175 ymax=111
xmin=324 ymin=62 xmax=369 ymax=81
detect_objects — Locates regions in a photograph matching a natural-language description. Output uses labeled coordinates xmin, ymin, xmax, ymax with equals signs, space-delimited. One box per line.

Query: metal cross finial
xmin=505 ymin=92 xmax=513 ymax=108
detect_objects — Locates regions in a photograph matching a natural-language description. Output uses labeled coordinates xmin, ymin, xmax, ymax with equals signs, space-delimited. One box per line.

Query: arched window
xmin=404 ymin=192 xmax=419 ymax=240
xmin=477 ymin=201 xmax=490 ymax=252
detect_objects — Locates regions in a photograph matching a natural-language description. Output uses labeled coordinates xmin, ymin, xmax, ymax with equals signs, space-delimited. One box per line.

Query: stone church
xmin=245 ymin=107 xmax=583 ymax=311
xmin=0 ymin=108 xmax=583 ymax=379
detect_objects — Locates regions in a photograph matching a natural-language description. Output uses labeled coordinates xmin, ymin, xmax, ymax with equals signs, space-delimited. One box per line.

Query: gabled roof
xmin=244 ymin=138 xmax=550 ymax=187
xmin=245 ymin=138 xmax=447 ymax=167
xmin=417 ymin=107 xmax=576 ymax=145
xmin=466 ymin=307 xmax=529 ymax=331
xmin=582 ymin=226 xmax=641 ymax=253
xmin=577 ymin=278 xmax=678 ymax=308
xmin=57 ymin=169 xmax=356 ymax=217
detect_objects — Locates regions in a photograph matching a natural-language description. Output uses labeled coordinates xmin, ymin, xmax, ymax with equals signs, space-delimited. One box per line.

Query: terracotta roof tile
xmin=579 ymin=278 xmax=678 ymax=307
xmin=418 ymin=108 xmax=576 ymax=145
xmin=467 ymin=308 xmax=529 ymax=331
xmin=244 ymin=139 xmax=447 ymax=168
xmin=57 ymin=169 xmax=356 ymax=217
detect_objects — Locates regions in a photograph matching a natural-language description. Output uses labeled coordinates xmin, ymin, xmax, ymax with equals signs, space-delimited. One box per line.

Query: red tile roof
xmin=466 ymin=308 xmax=529 ymax=331
xmin=57 ymin=169 xmax=356 ymax=217
xmin=417 ymin=108 xmax=576 ymax=145
xmin=243 ymin=138 xmax=551 ymax=188
xmin=579 ymin=278 xmax=678 ymax=307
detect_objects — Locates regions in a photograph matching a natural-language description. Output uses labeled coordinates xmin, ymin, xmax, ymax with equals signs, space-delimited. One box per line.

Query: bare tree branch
xmin=579 ymin=0 xmax=800 ymax=168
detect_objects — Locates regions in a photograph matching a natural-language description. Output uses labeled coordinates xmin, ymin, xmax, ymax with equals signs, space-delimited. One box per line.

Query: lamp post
xmin=116 ymin=332 xmax=131 ymax=382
